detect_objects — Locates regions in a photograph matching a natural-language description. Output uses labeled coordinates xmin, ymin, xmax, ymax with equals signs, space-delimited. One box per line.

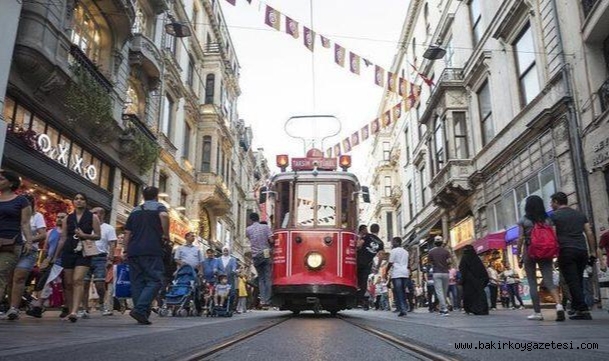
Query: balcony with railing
xmin=129 ymin=33 xmax=162 ymax=87
xmin=421 ymin=68 xmax=465 ymax=124
xmin=428 ymin=159 xmax=474 ymax=209
xmin=196 ymin=172 xmax=232 ymax=216
xmin=69 ymin=45 xmax=113 ymax=92
xmin=582 ymin=0 xmax=609 ymax=42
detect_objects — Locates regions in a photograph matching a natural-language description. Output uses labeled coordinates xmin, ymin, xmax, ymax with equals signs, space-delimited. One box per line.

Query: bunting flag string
xmin=223 ymin=0 xmax=423 ymax=99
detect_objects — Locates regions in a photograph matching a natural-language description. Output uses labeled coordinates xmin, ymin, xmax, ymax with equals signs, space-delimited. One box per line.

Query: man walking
xmin=246 ymin=213 xmax=273 ymax=308
xmin=81 ymin=207 xmax=117 ymax=317
xmin=123 ymin=186 xmax=169 ymax=325
xmin=550 ymin=192 xmax=598 ymax=320
xmin=428 ymin=235 xmax=452 ymax=316
xmin=384 ymin=237 xmax=409 ymax=317
xmin=356 ymin=224 xmax=384 ymax=310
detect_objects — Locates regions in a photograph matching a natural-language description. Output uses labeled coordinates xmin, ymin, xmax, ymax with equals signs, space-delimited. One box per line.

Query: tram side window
xmin=296 ymin=184 xmax=315 ymax=227
xmin=317 ymin=184 xmax=336 ymax=227
xmin=341 ymin=182 xmax=356 ymax=229
xmin=277 ymin=181 xmax=290 ymax=228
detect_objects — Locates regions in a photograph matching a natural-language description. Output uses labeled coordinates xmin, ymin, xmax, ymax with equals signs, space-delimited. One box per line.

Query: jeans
xmin=254 ymin=255 xmax=272 ymax=305
xmin=448 ymin=284 xmax=460 ymax=310
xmin=507 ymin=283 xmax=524 ymax=307
xmin=392 ymin=278 xmax=410 ymax=313
xmin=523 ymin=255 xmax=556 ymax=313
xmin=433 ymin=273 xmax=450 ymax=312
xmin=558 ymin=247 xmax=589 ymax=312
xmin=129 ymin=256 xmax=164 ymax=315
xmin=487 ymin=284 xmax=498 ymax=309
xmin=584 ymin=277 xmax=594 ymax=309
xmin=427 ymin=284 xmax=437 ymax=311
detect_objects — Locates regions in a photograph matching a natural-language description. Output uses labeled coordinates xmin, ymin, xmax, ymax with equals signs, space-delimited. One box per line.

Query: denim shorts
xmin=84 ymin=255 xmax=108 ymax=282
xmin=16 ymin=250 xmax=38 ymax=271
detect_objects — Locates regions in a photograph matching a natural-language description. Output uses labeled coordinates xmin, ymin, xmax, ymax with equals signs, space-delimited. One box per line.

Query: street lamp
xmin=423 ymin=44 xmax=446 ymax=60
xmin=165 ymin=20 xmax=191 ymax=38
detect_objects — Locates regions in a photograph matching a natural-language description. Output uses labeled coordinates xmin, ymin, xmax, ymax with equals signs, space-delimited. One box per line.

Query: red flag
xmin=371 ymin=118 xmax=380 ymax=134
xmin=399 ymin=77 xmax=409 ymax=97
xmin=382 ymin=110 xmax=392 ymax=127
xmin=349 ymin=52 xmax=360 ymax=75
xmin=303 ymin=27 xmax=315 ymax=51
xmin=393 ymin=102 xmax=402 ymax=120
xmin=409 ymin=62 xmax=435 ymax=87
xmin=374 ymin=66 xmax=385 ymax=87
xmin=351 ymin=131 xmax=360 ymax=146
xmin=326 ymin=148 xmax=333 ymax=158
xmin=342 ymin=137 xmax=352 ymax=153
xmin=333 ymin=144 xmax=342 ymax=157
xmin=265 ymin=6 xmax=281 ymax=31
xmin=387 ymin=72 xmax=397 ymax=92
xmin=285 ymin=17 xmax=299 ymax=39
xmin=334 ymin=44 xmax=345 ymax=67
xmin=321 ymin=36 xmax=331 ymax=48
xmin=361 ymin=125 xmax=370 ymax=141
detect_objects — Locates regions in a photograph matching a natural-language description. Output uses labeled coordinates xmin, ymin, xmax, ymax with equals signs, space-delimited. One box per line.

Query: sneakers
xmin=129 ymin=310 xmax=151 ymax=325
xmin=26 ymin=306 xmax=44 ymax=318
xmin=440 ymin=310 xmax=449 ymax=317
xmin=569 ymin=311 xmax=592 ymax=320
xmin=527 ymin=313 xmax=543 ymax=320
xmin=102 ymin=310 xmax=114 ymax=316
xmin=77 ymin=310 xmax=90 ymax=319
xmin=5 ymin=307 xmax=19 ymax=320
xmin=397 ymin=311 xmax=407 ymax=317
xmin=556 ymin=309 xmax=565 ymax=322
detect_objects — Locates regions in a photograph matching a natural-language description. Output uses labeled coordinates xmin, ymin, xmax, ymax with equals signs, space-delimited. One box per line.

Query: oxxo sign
xmin=36 ymin=134 xmax=98 ymax=181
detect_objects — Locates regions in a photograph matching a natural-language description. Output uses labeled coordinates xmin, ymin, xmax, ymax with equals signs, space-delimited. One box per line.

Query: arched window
xmin=71 ymin=3 xmax=102 ymax=62
xmin=202 ymin=135 xmax=212 ymax=172
xmin=124 ymin=82 xmax=144 ymax=118
xmin=205 ymin=74 xmax=215 ymax=104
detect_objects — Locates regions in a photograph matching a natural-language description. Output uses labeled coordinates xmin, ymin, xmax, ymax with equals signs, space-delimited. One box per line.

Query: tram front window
xmin=295 ymin=183 xmax=337 ymax=227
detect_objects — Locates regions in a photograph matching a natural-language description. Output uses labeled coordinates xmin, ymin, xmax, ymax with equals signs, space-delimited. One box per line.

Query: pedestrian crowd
xmin=359 ymin=192 xmax=604 ymax=322
xmin=0 ymin=175 xmax=259 ymax=324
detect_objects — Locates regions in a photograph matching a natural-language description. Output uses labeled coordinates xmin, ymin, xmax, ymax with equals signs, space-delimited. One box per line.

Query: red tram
xmin=260 ymin=148 xmax=369 ymax=315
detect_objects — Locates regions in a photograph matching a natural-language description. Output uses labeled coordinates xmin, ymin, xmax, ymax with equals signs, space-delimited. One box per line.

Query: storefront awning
xmin=505 ymin=225 xmax=519 ymax=243
xmin=472 ymin=231 xmax=506 ymax=254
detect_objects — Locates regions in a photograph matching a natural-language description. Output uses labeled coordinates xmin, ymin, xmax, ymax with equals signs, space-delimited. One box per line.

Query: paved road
xmin=1 ymin=307 xmax=608 ymax=361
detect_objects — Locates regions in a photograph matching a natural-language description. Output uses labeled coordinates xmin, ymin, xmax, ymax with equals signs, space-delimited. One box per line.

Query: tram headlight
xmin=305 ymin=252 xmax=324 ymax=270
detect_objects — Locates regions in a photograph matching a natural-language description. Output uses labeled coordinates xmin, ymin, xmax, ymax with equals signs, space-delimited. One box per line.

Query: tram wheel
xmin=330 ymin=310 xmax=338 ymax=317
xmin=291 ymin=310 xmax=300 ymax=315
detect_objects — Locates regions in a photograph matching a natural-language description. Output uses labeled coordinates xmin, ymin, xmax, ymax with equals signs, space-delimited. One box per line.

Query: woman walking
xmin=52 ymin=193 xmax=100 ymax=322
xmin=459 ymin=245 xmax=489 ymax=315
xmin=0 ymin=171 xmax=34 ymax=320
xmin=517 ymin=195 xmax=564 ymax=321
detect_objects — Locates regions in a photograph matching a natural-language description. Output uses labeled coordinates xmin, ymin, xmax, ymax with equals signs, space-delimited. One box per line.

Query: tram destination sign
xmin=291 ymin=157 xmax=337 ymax=171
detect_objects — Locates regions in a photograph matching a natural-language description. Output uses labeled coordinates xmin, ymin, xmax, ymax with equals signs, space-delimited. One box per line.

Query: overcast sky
xmin=221 ymin=0 xmax=409 ymax=178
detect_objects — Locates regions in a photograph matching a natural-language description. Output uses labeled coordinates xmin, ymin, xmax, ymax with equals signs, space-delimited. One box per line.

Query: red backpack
xmin=528 ymin=222 xmax=559 ymax=260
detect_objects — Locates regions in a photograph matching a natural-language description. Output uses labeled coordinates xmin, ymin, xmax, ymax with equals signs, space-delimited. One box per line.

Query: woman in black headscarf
xmin=459 ymin=245 xmax=489 ymax=315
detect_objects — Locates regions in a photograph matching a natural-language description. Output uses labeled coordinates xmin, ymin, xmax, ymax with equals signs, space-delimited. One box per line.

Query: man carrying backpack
xmin=550 ymin=192 xmax=598 ymax=320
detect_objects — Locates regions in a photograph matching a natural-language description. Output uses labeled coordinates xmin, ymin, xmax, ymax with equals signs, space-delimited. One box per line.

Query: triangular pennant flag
xmin=351 ymin=131 xmax=360 ymax=146
xmin=399 ymin=77 xmax=409 ymax=97
xmin=393 ymin=102 xmax=402 ymax=120
xmin=334 ymin=44 xmax=345 ymax=67
xmin=363 ymin=58 xmax=373 ymax=67
xmin=342 ymin=137 xmax=352 ymax=153
xmin=371 ymin=118 xmax=380 ymax=134
xmin=382 ymin=110 xmax=392 ymax=127
xmin=321 ymin=35 xmax=331 ymax=48
xmin=361 ymin=124 xmax=370 ymax=141
xmin=303 ymin=27 xmax=315 ymax=52
xmin=326 ymin=148 xmax=333 ymax=158
xmin=409 ymin=62 xmax=435 ymax=87
xmin=349 ymin=52 xmax=360 ymax=75
xmin=225 ymin=0 xmax=236 ymax=5
xmin=387 ymin=72 xmax=398 ymax=93
xmin=333 ymin=143 xmax=342 ymax=157
xmin=408 ymin=84 xmax=421 ymax=108
xmin=285 ymin=16 xmax=299 ymax=39
xmin=264 ymin=6 xmax=281 ymax=31
xmin=375 ymin=66 xmax=385 ymax=87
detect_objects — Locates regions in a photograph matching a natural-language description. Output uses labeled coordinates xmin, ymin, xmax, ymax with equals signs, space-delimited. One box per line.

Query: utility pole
xmin=0 ymin=1 xmax=23 ymax=161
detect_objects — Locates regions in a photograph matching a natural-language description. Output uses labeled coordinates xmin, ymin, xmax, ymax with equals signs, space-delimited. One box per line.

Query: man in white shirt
xmin=82 ymin=207 xmax=117 ymax=317
xmin=384 ymin=237 xmax=410 ymax=317
xmin=174 ymin=232 xmax=202 ymax=273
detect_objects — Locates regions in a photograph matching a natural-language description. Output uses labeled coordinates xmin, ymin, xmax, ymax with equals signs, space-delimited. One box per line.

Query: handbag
xmin=82 ymin=240 xmax=101 ymax=257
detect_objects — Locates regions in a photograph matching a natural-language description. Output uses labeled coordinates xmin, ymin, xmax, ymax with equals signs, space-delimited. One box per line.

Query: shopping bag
xmin=49 ymin=280 xmax=64 ymax=308
xmin=115 ymin=263 xmax=131 ymax=298
xmin=89 ymin=282 xmax=99 ymax=300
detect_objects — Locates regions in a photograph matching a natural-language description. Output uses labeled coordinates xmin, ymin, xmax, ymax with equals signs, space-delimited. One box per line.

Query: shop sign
xmin=449 ymin=217 xmax=474 ymax=249
xmin=592 ymin=136 xmax=609 ymax=167
xmin=36 ymin=134 xmax=98 ymax=181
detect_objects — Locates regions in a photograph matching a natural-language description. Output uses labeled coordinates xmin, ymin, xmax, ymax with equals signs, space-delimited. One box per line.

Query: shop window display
xmin=18 ymin=180 xmax=74 ymax=241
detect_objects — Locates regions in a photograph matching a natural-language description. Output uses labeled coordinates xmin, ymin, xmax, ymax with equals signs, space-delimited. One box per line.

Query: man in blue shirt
xmin=202 ymin=248 xmax=219 ymax=285
xmin=124 ymin=186 xmax=169 ymax=325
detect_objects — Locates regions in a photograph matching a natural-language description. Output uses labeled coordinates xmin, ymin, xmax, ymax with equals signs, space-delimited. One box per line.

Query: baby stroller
xmin=208 ymin=275 xmax=233 ymax=318
xmin=159 ymin=265 xmax=202 ymax=317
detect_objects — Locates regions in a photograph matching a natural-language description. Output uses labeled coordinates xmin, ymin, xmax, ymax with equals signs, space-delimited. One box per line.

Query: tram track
xmin=176 ymin=313 xmax=458 ymax=361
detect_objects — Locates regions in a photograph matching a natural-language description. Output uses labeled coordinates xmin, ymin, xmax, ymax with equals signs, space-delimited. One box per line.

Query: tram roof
xmin=270 ymin=171 xmax=361 ymax=186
